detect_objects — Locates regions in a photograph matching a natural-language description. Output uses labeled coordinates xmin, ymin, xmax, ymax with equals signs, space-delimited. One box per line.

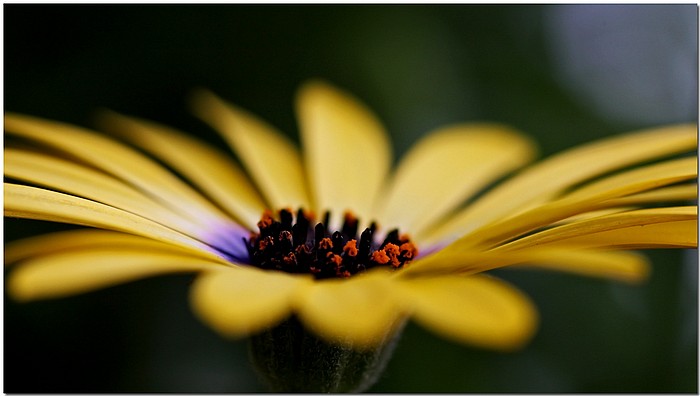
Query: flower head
xmin=5 ymin=81 xmax=697 ymax=374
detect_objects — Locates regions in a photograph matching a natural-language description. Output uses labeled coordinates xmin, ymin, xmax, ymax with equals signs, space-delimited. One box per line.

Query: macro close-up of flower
xmin=4 ymin=4 xmax=698 ymax=394
xmin=5 ymin=79 xmax=697 ymax=392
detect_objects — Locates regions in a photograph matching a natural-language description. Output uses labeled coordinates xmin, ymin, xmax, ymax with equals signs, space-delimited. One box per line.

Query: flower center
xmin=245 ymin=208 xmax=417 ymax=279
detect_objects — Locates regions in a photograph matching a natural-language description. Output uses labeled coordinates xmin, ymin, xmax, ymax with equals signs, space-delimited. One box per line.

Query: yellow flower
xmin=5 ymin=80 xmax=697 ymax=357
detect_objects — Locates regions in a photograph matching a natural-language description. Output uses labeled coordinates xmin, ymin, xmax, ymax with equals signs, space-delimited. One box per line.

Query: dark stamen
xmin=245 ymin=209 xmax=417 ymax=280
xmin=314 ymin=223 xmax=326 ymax=247
xmin=341 ymin=212 xmax=359 ymax=240
xmin=381 ymin=229 xmax=400 ymax=249
xmin=331 ymin=231 xmax=345 ymax=254
xmin=358 ymin=228 xmax=373 ymax=260
xmin=280 ymin=208 xmax=293 ymax=231
xmin=322 ymin=211 xmax=330 ymax=229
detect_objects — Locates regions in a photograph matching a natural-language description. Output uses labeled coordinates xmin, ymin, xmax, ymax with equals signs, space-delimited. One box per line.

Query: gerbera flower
xmin=4 ymin=80 xmax=697 ymax=392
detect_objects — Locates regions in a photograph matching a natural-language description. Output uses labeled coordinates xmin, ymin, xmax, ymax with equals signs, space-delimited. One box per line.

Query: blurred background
xmin=4 ymin=4 xmax=697 ymax=392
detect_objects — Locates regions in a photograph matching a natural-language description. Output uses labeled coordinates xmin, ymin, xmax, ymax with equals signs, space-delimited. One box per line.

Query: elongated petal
xmin=8 ymin=248 xmax=222 ymax=301
xmin=5 ymin=113 xmax=228 ymax=227
xmin=296 ymin=81 xmax=391 ymax=228
xmin=513 ymin=250 xmax=650 ymax=281
xmin=394 ymin=275 xmax=538 ymax=351
xmin=4 ymin=184 xmax=228 ymax=260
xmin=608 ymin=184 xmax=697 ymax=206
xmin=548 ymin=207 xmax=637 ymax=226
xmin=375 ymin=123 xmax=536 ymax=237
xmin=403 ymin=248 xmax=649 ymax=283
xmin=446 ymin=157 xmax=697 ymax=249
xmin=190 ymin=267 xmax=312 ymax=338
xmin=524 ymin=220 xmax=697 ymax=250
xmin=190 ymin=90 xmax=310 ymax=210
xmin=295 ymin=271 xmax=405 ymax=349
xmin=427 ymin=124 xmax=697 ymax=244
xmin=562 ymin=157 xmax=697 ymax=202
xmin=548 ymin=184 xmax=697 ymax=226
xmin=5 ymin=229 xmax=208 ymax=266
xmin=499 ymin=206 xmax=697 ymax=251
xmin=5 ymin=149 xmax=213 ymax=238
xmin=96 ymin=111 xmax=266 ymax=229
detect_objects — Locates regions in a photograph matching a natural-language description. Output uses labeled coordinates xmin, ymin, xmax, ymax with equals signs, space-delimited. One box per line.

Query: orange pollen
xmin=381 ymin=243 xmax=400 ymax=268
xmin=329 ymin=253 xmax=343 ymax=266
xmin=258 ymin=236 xmax=274 ymax=251
xmin=400 ymin=242 xmax=418 ymax=259
xmin=343 ymin=240 xmax=358 ymax=257
xmin=257 ymin=210 xmax=275 ymax=229
xmin=371 ymin=250 xmax=390 ymax=265
xmin=246 ymin=208 xmax=418 ymax=280
xmin=318 ymin=238 xmax=333 ymax=250
xmin=384 ymin=243 xmax=400 ymax=256
xmin=283 ymin=252 xmax=297 ymax=265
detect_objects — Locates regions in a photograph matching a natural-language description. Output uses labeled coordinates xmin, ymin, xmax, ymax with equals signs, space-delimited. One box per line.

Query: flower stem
xmin=248 ymin=316 xmax=403 ymax=393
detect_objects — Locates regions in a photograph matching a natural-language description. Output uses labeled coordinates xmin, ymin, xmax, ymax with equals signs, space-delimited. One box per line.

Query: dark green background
xmin=4 ymin=5 xmax=697 ymax=392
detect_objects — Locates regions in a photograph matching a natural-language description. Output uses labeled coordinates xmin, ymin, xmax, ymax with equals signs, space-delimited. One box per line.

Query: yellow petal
xmin=527 ymin=220 xmax=697 ymax=250
xmin=5 ymin=229 xmax=209 ymax=266
xmin=548 ymin=183 xmax=697 ymax=226
xmin=296 ymin=80 xmax=391 ymax=228
xmin=499 ymin=206 xmax=697 ymax=251
xmin=394 ymin=274 xmax=538 ymax=351
xmin=7 ymin=248 xmax=221 ymax=301
xmin=5 ymin=113 xmax=228 ymax=226
xmin=375 ymin=123 xmax=536 ymax=237
xmin=608 ymin=184 xmax=697 ymax=206
xmin=96 ymin=111 xmax=266 ymax=229
xmin=548 ymin=207 xmax=637 ymax=226
xmin=402 ymin=247 xmax=650 ymax=283
xmin=5 ymin=149 xmax=213 ymax=238
xmin=190 ymin=267 xmax=311 ymax=338
xmin=4 ymin=183 xmax=227 ymax=260
xmin=426 ymin=124 xmax=697 ymax=245
xmin=190 ymin=90 xmax=310 ymax=210
xmin=562 ymin=156 xmax=697 ymax=202
xmin=447 ymin=157 xmax=697 ymax=250
xmin=513 ymin=250 xmax=650 ymax=282
xmin=294 ymin=271 xmax=406 ymax=349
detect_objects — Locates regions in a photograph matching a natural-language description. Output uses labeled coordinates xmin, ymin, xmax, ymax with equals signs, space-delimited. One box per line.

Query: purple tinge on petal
xmin=202 ymin=222 xmax=252 ymax=263
xmin=413 ymin=243 xmax=445 ymax=259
